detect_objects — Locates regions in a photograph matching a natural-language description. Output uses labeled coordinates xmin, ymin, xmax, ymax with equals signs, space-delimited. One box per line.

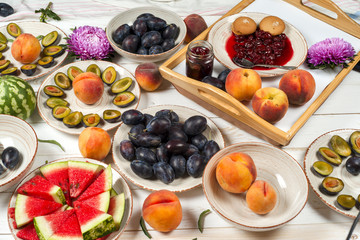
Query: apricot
xmin=184 ymin=14 xmax=208 ymax=43
xmin=246 ymin=180 xmax=277 ymax=214
xmin=11 ymin=33 xmax=41 ymax=64
xmin=78 ymin=127 xmax=111 ymax=161
xmin=142 ymin=190 xmax=182 ymax=232
xmin=73 ymin=72 xmax=104 ymax=104
xmin=279 ymin=69 xmax=316 ymax=105
xmin=216 ymin=152 xmax=257 ymax=193
xmin=135 ymin=63 xmax=163 ymax=91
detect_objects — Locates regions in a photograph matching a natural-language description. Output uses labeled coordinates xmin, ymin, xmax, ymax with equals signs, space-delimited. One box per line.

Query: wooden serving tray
xmin=159 ymin=0 xmax=360 ymax=145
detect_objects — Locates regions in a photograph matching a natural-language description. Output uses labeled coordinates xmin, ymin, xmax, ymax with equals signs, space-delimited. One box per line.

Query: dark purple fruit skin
xmin=121 ymin=109 xmax=144 ymax=125
xmin=183 ymin=115 xmax=207 ymax=136
xmin=112 ymin=24 xmax=131 ymax=45
xmin=202 ymin=76 xmax=225 ymax=90
xmin=155 ymin=109 xmax=179 ymax=123
xmin=153 ymin=162 xmax=175 ymax=184
xmin=131 ymin=132 xmax=161 ymax=148
xmin=131 ymin=160 xmax=154 ymax=179
xmin=143 ymin=113 xmax=154 ymax=126
xmin=149 ymin=45 xmax=164 ymax=55
xmin=218 ymin=69 xmax=231 ymax=83
xmin=168 ymin=126 xmax=188 ymax=142
xmin=162 ymin=24 xmax=179 ymax=40
xmin=1 ymin=146 xmax=20 ymax=169
xmin=121 ymin=34 xmax=140 ymax=53
xmin=156 ymin=144 xmax=169 ymax=163
xmin=147 ymin=17 xmax=167 ymax=31
xmin=346 ymin=156 xmax=360 ymax=175
xmin=191 ymin=134 xmax=208 ymax=151
xmin=137 ymin=46 xmax=148 ymax=55
xmin=135 ymin=147 xmax=158 ymax=165
xmin=137 ymin=13 xmax=154 ymax=21
xmin=132 ymin=19 xmax=147 ymax=37
xmin=170 ymin=155 xmax=186 ymax=178
xmin=165 ymin=139 xmax=188 ymax=154
xmin=183 ymin=144 xmax=199 ymax=159
xmin=0 ymin=3 xmax=14 ymax=17
xmin=187 ymin=153 xmax=205 ymax=178
xmin=161 ymin=39 xmax=175 ymax=52
xmin=119 ymin=140 xmax=135 ymax=161
xmin=141 ymin=31 xmax=162 ymax=48
xmin=203 ymin=140 xmax=220 ymax=161
xmin=146 ymin=117 xmax=171 ymax=135
xmin=0 ymin=164 xmax=5 ymax=175
xmin=129 ymin=124 xmax=145 ymax=136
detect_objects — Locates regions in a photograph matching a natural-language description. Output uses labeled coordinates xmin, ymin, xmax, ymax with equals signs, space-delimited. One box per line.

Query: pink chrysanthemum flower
xmin=306 ymin=38 xmax=355 ymax=69
xmin=67 ymin=26 xmax=113 ymax=60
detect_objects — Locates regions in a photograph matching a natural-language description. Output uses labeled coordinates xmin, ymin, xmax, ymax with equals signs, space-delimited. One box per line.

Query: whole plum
xmin=119 ymin=140 xmax=135 ymax=161
xmin=156 ymin=144 xmax=169 ymax=163
xmin=143 ymin=113 xmax=154 ymax=126
xmin=121 ymin=34 xmax=140 ymax=53
xmin=149 ymin=45 xmax=164 ymax=55
xmin=161 ymin=39 xmax=175 ymax=52
xmin=136 ymin=147 xmax=158 ymax=165
xmin=183 ymin=144 xmax=199 ymax=159
xmin=203 ymin=140 xmax=220 ymax=161
xmin=141 ymin=31 xmax=162 ymax=48
xmin=0 ymin=3 xmax=14 ymax=17
xmin=170 ymin=155 xmax=186 ymax=178
xmin=218 ymin=69 xmax=231 ymax=83
xmin=121 ymin=109 xmax=144 ymax=125
xmin=147 ymin=17 xmax=167 ymax=31
xmin=137 ymin=13 xmax=154 ymax=21
xmin=137 ymin=46 xmax=148 ymax=55
xmin=132 ymin=19 xmax=148 ymax=37
xmin=133 ymin=132 xmax=162 ymax=148
xmin=131 ymin=160 xmax=154 ymax=179
xmin=168 ymin=126 xmax=188 ymax=142
xmin=112 ymin=24 xmax=131 ymax=45
xmin=346 ymin=156 xmax=360 ymax=175
xmin=187 ymin=153 xmax=205 ymax=178
xmin=1 ymin=146 xmax=20 ymax=169
xmin=146 ymin=117 xmax=171 ymax=135
xmin=183 ymin=115 xmax=207 ymax=136
xmin=165 ymin=139 xmax=188 ymax=155
xmin=155 ymin=109 xmax=179 ymax=123
xmin=162 ymin=24 xmax=179 ymax=39
xmin=129 ymin=124 xmax=145 ymax=136
xmin=153 ymin=162 xmax=175 ymax=184
xmin=191 ymin=134 xmax=208 ymax=151
xmin=201 ymin=76 xmax=225 ymax=90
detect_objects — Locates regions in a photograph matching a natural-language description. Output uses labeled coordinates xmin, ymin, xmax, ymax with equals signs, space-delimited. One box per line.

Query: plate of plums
xmin=112 ymin=105 xmax=225 ymax=192
xmin=304 ymin=129 xmax=360 ymax=218
xmin=208 ymin=12 xmax=307 ymax=77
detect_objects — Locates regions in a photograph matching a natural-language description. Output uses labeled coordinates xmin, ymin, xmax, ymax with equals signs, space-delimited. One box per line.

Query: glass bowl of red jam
xmin=186 ymin=40 xmax=214 ymax=80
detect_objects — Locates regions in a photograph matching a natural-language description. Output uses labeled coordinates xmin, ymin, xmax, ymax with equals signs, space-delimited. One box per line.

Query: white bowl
xmin=208 ymin=12 xmax=308 ymax=77
xmin=0 ymin=114 xmax=38 ymax=192
xmin=202 ymin=142 xmax=308 ymax=231
xmin=106 ymin=6 xmax=186 ymax=62
xmin=8 ymin=157 xmax=133 ymax=239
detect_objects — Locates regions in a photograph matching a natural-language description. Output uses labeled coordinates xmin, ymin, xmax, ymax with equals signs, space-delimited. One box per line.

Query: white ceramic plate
xmin=112 ymin=105 xmax=225 ymax=192
xmin=203 ymin=142 xmax=308 ymax=231
xmin=304 ymin=129 xmax=360 ymax=218
xmin=208 ymin=12 xmax=307 ymax=77
xmin=8 ymin=157 xmax=133 ymax=240
xmin=0 ymin=114 xmax=38 ymax=192
xmin=37 ymin=60 xmax=141 ymax=135
xmin=0 ymin=21 xmax=68 ymax=81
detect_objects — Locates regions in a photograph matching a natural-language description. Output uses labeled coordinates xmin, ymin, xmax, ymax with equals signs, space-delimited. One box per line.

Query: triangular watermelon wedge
xmin=68 ymin=161 xmax=104 ymax=198
xmin=15 ymin=194 xmax=63 ymax=228
xmin=34 ymin=209 xmax=74 ymax=240
xmin=48 ymin=213 xmax=83 ymax=240
xmin=108 ymin=193 xmax=125 ymax=230
xmin=17 ymin=175 xmax=66 ymax=204
xmin=16 ymin=222 xmax=39 ymax=240
xmin=40 ymin=161 xmax=72 ymax=206
xmin=73 ymin=191 xmax=110 ymax=213
xmin=75 ymin=202 xmax=116 ymax=240
xmin=77 ymin=164 xmax=112 ymax=201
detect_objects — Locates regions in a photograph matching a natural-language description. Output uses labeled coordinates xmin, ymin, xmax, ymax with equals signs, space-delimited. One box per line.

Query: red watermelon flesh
xmin=16 ymin=222 xmax=39 ymax=240
xmin=68 ymin=161 xmax=104 ymax=198
xmin=48 ymin=213 xmax=83 ymax=240
xmin=9 ymin=207 xmax=15 ymax=219
xmin=40 ymin=161 xmax=71 ymax=205
xmin=73 ymin=191 xmax=110 ymax=213
xmin=77 ymin=164 xmax=112 ymax=201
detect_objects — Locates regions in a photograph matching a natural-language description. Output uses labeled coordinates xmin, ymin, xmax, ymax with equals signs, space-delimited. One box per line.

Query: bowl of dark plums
xmin=106 ymin=7 xmax=186 ymax=62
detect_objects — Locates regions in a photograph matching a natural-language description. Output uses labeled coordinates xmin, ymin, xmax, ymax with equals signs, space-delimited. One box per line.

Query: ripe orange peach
xmin=279 ymin=69 xmax=316 ymax=105
xmin=135 ymin=63 xmax=163 ymax=91
xmin=184 ymin=14 xmax=208 ymax=43
xmin=11 ymin=33 xmax=41 ymax=64
xmin=252 ymin=87 xmax=289 ymax=123
xmin=216 ymin=152 xmax=257 ymax=193
xmin=73 ymin=72 xmax=104 ymax=104
xmin=246 ymin=180 xmax=277 ymax=214
xmin=78 ymin=127 xmax=111 ymax=161
xmin=142 ymin=190 xmax=182 ymax=232
xmin=225 ymin=68 xmax=262 ymax=101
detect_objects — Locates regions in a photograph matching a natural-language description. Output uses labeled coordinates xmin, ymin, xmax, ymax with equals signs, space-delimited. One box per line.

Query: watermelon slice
xmin=17 ymin=175 xmax=66 ymax=204
xmin=108 ymin=193 xmax=125 ymax=230
xmin=48 ymin=213 xmax=83 ymax=240
xmin=34 ymin=209 xmax=74 ymax=240
xmin=68 ymin=161 xmax=104 ymax=198
xmin=16 ymin=222 xmax=39 ymax=240
xmin=40 ymin=161 xmax=71 ymax=206
xmin=110 ymin=188 xmax=117 ymax=198
xmin=15 ymin=194 xmax=63 ymax=228
xmin=75 ymin=203 xmax=116 ymax=240
xmin=73 ymin=191 xmax=110 ymax=213
xmin=77 ymin=164 xmax=112 ymax=201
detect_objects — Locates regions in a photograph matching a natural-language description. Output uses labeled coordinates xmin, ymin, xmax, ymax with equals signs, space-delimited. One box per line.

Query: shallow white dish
xmin=8 ymin=157 xmax=133 ymax=240
xmin=0 ymin=114 xmax=38 ymax=192
xmin=203 ymin=142 xmax=308 ymax=231
xmin=304 ymin=129 xmax=360 ymax=219
xmin=37 ymin=60 xmax=141 ymax=135
xmin=0 ymin=21 xmax=68 ymax=81
xmin=112 ymin=105 xmax=225 ymax=192
xmin=208 ymin=12 xmax=307 ymax=77
xmin=106 ymin=6 xmax=186 ymax=62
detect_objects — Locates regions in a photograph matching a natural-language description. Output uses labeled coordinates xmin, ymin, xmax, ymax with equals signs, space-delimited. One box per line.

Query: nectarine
xmin=135 ymin=63 xmax=163 ymax=91
xmin=184 ymin=14 xmax=208 ymax=43
xmin=246 ymin=180 xmax=277 ymax=214
xmin=78 ymin=127 xmax=111 ymax=161
xmin=11 ymin=33 xmax=41 ymax=64
xmin=73 ymin=72 xmax=104 ymax=104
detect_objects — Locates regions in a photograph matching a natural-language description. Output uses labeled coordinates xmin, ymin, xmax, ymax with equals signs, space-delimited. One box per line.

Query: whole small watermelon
xmin=0 ymin=75 xmax=36 ymax=120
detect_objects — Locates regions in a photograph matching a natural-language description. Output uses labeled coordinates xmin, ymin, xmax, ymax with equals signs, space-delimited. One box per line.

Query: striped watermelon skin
xmin=0 ymin=75 xmax=36 ymax=120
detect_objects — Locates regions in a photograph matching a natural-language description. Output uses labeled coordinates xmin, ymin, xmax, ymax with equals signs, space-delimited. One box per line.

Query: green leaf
xmin=38 ymin=139 xmax=65 ymax=152
xmin=198 ymin=209 xmax=211 ymax=233
xmin=35 ymin=2 xmax=61 ymax=23
xmin=140 ymin=217 xmax=152 ymax=239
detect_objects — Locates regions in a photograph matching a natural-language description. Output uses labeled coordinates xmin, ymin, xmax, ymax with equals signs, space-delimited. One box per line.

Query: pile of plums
xmin=119 ymin=109 xmax=220 ymax=184
xmin=112 ymin=13 xmax=180 ymax=55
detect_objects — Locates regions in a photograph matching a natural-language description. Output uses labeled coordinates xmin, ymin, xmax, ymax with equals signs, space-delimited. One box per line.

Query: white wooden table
xmin=1 ymin=0 xmax=360 ymax=239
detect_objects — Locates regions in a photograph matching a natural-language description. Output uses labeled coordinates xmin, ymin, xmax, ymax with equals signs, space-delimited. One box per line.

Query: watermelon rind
xmin=110 ymin=188 xmax=117 ymax=198
xmin=0 ymin=75 xmax=36 ymax=120
xmin=74 ymin=191 xmax=110 ymax=213
xmin=82 ymin=214 xmax=116 ymax=240
xmin=108 ymin=193 xmax=125 ymax=230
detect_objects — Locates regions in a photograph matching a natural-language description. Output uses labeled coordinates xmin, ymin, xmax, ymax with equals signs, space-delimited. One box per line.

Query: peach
xmin=73 ymin=72 xmax=104 ymax=104
xmin=184 ymin=14 xmax=208 ymax=43
xmin=11 ymin=33 xmax=41 ymax=64
xmin=216 ymin=152 xmax=257 ymax=193
xmin=225 ymin=68 xmax=262 ymax=101
xmin=252 ymin=87 xmax=289 ymax=123
xmin=78 ymin=127 xmax=111 ymax=161
xmin=142 ymin=190 xmax=182 ymax=232
xmin=279 ymin=69 xmax=316 ymax=105
xmin=135 ymin=63 xmax=163 ymax=91
xmin=246 ymin=180 xmax=277 ymax=215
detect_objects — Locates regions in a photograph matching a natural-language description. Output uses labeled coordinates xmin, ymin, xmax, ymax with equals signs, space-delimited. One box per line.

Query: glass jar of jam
xmin=186 ymin=40 xmax=214 ymax=81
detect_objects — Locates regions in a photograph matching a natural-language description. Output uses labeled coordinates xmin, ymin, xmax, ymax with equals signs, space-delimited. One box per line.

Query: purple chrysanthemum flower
xmin=67 ymin=26 xmax=113 ymax=60
xmin=306 ymin=38 xmax=355 ymax=69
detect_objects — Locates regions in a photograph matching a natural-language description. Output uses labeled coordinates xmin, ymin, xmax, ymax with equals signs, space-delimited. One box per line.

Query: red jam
xmin=186 ymin=41 xmax=214 ymax=80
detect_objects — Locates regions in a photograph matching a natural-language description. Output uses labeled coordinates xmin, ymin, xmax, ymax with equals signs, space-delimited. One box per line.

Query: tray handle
xmin=282 ymin=0 xmax=360 ymax=38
